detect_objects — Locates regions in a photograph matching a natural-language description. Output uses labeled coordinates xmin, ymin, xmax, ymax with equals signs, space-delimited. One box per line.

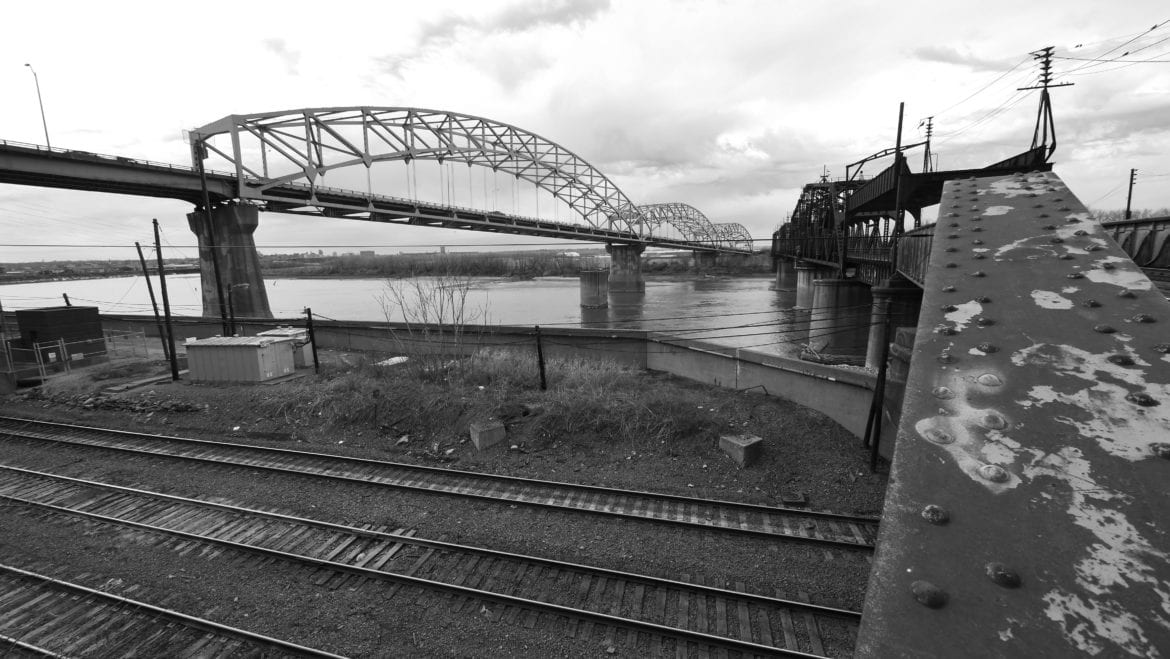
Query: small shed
xmin=185 ymin=336 xmax=296 ymax=383
xmin=256 ymin=326 xmax=312 ymax=368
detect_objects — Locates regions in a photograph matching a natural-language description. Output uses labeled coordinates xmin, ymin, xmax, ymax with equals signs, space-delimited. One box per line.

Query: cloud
xmin=263 ymin=38 xmax=301 ymax=75
xmin=912 ymin=45 xmax=1017 ymax=72
xmin=417 ymin=0 xmax=609 ymax=50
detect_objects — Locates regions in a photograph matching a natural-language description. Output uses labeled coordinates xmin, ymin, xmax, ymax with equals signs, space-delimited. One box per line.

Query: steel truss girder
xmin=191 ymin=107 xmax=646 ymax=235
xmin=635 ymin=202 xmax=750 ymax=251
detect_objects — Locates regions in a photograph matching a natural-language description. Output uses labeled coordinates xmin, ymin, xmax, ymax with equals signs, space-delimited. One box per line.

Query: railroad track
xmin=0 ymin=415 xmax=879 ymax=550
xmin=0 ymin=561 xmax=342 ymax=658
xmin=0 ymin=464 xmax=860 ymax=657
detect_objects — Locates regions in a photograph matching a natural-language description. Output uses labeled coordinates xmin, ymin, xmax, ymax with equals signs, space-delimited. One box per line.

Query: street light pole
xmin=23 ymin=64 xmax=50 ymax=149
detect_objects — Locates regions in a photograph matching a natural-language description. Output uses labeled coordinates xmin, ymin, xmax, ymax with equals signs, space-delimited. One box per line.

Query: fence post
xmin=535 ymin=325 xmax=547 ymax=391
xmin=304 ymin=307 xmax=320 ymax=374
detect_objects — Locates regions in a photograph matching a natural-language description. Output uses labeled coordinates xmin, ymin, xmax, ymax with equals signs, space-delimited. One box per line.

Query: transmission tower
xmin=920 ymin=117 xmax=934 ymax=172
xmin=1018 ymin=46 xmax=1073 ymax=160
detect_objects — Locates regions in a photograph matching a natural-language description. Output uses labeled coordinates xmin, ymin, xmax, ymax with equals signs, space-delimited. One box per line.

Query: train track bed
xmin=0 ymin=561 xmax=341 ymax=658
xmin=0 ymin=416 xmax=878 ymax=551
xmin=0 ymin=464 xmax=860 ymax=656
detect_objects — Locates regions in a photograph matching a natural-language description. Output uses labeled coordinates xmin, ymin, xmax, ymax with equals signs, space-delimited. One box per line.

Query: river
xmin=0 ymin=274 xmax=801 ymax=355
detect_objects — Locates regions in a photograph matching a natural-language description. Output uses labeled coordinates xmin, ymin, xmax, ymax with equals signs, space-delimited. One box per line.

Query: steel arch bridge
xmin=190 ymin=107 xmax=751 ymax=252
xmin=637 ymin=202 xmax=753 ymax=251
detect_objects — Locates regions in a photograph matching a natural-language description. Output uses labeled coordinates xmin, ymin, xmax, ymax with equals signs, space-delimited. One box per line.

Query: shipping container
xmin=185 ymin=336 xmax=296 ymax=383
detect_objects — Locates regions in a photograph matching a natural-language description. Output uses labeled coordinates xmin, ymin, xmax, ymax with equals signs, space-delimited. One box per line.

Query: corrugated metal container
xmin=257 ymin=327 xmax=312 ymax=368
xmin=185 ymin=336 xmax=296 ymax=383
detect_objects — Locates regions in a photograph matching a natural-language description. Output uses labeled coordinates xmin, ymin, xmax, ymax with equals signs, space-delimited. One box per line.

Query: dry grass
xmin=256 ymin=349 xmax=719 ymax=454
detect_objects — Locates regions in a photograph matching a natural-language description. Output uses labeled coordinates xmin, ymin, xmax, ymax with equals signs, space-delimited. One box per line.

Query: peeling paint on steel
xmin=857 ymin=172 xmax=1170 ymax=658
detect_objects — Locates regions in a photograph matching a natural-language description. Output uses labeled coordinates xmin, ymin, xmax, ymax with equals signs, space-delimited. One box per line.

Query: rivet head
xmin=1066 ymin=216 xmax=1080 ymax=223
xmin=932 ymin=386 xmax=955 ymax=400
xmin=1067 ymin=272 xmax=1084 ymax=279
xmin=1153 ymin=343 xmax=1170 ymax=353
xmin=1108 ymin=354 xmax=1136 ymax=367
xmin=1059 ymin=206 xmax=1072 ymax=211
xmin=978 ymin=464 xmax=1010 ymax=483
xmin=1042 ymin=224 xmax=1056 ymax=230
xmin=942 ymin=285 xmax=956 ymax=292
xmin=1131 ymin=314 xmax=1155 ymax=323
xmin=986 ymin=562 xmax=1022 ymax=588
xmin=975 ymin=296 xmax=991 ymax=304
xmin=921 ymin=505 xmax=950 ymax=525
xmin=973 ymin=253 xmax=986 ymax=260
xmin=976 ymin=342 xmax=998 ymax=353
xmin=970 ymin=216 xmax=982 ymax=222
xmin=980 ymin=412 xmax=1008 ymax=430
xmin=1073 ymin=230 xmax=1088 ymax=236
xmin=975 ymin=317 xmax=995 ymax=327
xmin=945 ymin=262 xmax=958 ymax=268
xmin=948 ymin=234 xmax=960 ymax=239
xmin=936 ymin=325 xmax=958 ymax=336
xmin=911 ymin=580 xmax=948 ymax=609
xmin=1086 ymin=244 xmax=1102 ymax=251
xmin=1082 ymin=299 xmax=1100 ymax=308
xmin=970 ymin=271 xmax=986 ymax=278
xmin=946 ymin=212 xmax=959 ymax=217
xmin=938 ymin=351 xmax=958 ymax=364
xmin=1102 ymin=263 xmax=1116 ymax=270
xmin=972 ymin=239 xmax=984 ymax=245
xmin=971 ymin=226 xmax=983 ymax=232
xmin=1118 ymin=290 xmax=1136 ymax=299
xmin=922 ymin=427 xmax=955 ymax=444
xmin=1051 ymin=237 xmax=1064 ymax=244
xmin=1151 ymin=443 xmax=1170 ymax=459
xmin=949 ymin=222 xmax=960 ymax=227
xmin=1094 ymin=325 xmax=1116 ymax=334
xmin=1126 ymin=392 xmax=1159 ymax=407
xmin=1038 ymin=213 xmax=1050 ymax=218
xmin=1058 ymin=254 xmax=1073 ymax=260
xmin=1033 ymin=203 xmax=1044 ymax=208
xmin=977 ymin=374 xmax=1003 ymax=386
xmin=940 ymin=304 xmax=958 ymax=312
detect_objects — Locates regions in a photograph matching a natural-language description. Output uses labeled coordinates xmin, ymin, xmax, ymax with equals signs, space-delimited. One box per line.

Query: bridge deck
xmin=858 ymin=172 xmax=1170 ymax=656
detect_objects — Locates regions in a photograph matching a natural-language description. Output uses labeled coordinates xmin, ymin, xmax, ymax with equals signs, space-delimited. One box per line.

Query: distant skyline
xmin=1 ymin=1 xmax=1168 ymax=262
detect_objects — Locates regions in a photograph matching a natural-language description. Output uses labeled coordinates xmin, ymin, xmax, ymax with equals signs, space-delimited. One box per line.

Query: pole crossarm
xmin=190 ymin=107 xmax=648 ymax=236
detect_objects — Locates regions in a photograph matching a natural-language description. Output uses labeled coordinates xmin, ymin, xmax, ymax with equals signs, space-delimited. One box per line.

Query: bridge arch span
xmin=191 ymin=107 xmax=644 ymax=234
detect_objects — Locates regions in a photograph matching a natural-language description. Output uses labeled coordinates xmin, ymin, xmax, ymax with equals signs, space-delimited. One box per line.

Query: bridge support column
xmin=579 ymin=270 xmax=609 ymax=308
xmin=692 ymin=251 xmax=717 ymax=271
xmin=794 ymin=260 xmax=832 ymax=308
xmin=187 ymin=203 xmax=272 ymax=321
xmin=606 ymin=244 xmax=645 ymax=293
xmin=808 ymin=279 xmax=872 ymax=357
xmin=776 ymin=258 xmax=796 ymax=288
xmin=865 ymin=278 xmax=924 ymax=369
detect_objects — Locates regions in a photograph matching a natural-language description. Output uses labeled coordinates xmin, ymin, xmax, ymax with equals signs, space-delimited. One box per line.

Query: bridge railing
xmin=893 ymin=224 xmax=934 ymax=286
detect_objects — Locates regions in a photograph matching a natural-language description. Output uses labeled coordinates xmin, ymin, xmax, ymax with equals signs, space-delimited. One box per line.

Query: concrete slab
xmin=719 ymin=434 xmax=763 ymax=468
xmin=469 ymin=419 xmax=506 ymax=451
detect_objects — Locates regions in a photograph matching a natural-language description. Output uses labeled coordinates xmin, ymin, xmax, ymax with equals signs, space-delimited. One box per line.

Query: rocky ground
xmin=0 ymin=349 xmax=888 ymax=657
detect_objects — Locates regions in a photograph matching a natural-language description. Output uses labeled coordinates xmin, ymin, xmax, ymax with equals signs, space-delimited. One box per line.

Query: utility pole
xmin=1125 ymin=168 xmax=1137 ymax=220
xmin=1018 ymin=46 xmax=1073 ymax=159
xmin=135 ymin=241 xmax=169 ymax=359
xmin=920 ymin=117 xmax=934 ymax=173
xmin=154 ymin=219 xmax=180 ymax=381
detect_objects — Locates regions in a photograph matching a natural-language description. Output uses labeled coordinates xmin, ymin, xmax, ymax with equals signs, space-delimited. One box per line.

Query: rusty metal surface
xmin=857 ymin=171 xmax=1170 ymax=657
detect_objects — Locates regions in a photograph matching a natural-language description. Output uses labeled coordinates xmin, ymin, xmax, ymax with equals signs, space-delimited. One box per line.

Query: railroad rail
xmin=0 ymin=416 xmax=879 ymax=550
xmin=0 ymin=561 xmax=342 ymax=658
xmin=0 ymin=464 xmax=857 ymax=657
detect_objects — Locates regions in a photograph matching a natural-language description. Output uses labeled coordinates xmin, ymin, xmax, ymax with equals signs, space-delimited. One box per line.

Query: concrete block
xmin=719 ymin=434 xmax=763 ymax=468
xmin=470 ymin=419 xmax=506 ymax=451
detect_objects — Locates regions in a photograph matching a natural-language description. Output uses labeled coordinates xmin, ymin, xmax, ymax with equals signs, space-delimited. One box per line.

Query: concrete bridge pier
xmin=606 ymin=244 xmax=645 ymax=293
xmin=865 ymin=278 xmax=923 ymax=369
xmin=775 ymin=258 xmax=796 ymax=288
xmin=692 ymin=251 xmax=717 ymax=271
xmin=579 ymin=269 xmax=609 ymax=308
xmin=794 ymin=260 xmax=832 ymax=308
xmin=808 ymin=279 xmax=872 ymax=356
xmin=186 ymin=203 xmax=273 ymax=320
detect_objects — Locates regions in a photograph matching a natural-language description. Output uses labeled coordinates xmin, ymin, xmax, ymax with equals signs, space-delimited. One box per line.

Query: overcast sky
xmin=1 ymin=0 xmax=1168 ymax=262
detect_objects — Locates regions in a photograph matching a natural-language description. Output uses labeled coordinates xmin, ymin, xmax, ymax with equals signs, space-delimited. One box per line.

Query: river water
xmin=0 ymin=274 xmax=800 ymax=355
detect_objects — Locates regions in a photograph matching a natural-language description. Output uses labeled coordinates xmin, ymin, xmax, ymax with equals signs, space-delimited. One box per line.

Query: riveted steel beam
xmin=857 ymin=171 xmax=1170 ymax=657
